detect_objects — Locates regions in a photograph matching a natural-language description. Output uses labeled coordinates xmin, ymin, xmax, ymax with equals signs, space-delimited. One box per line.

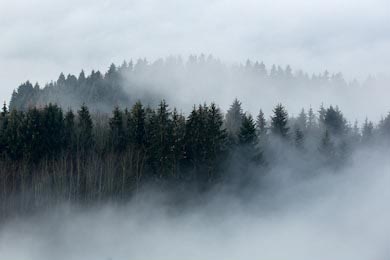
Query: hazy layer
xmin=1 ymin=0 xmax=390 ymax=102
xmin=1 ymin=148 xmax=389 ymax=260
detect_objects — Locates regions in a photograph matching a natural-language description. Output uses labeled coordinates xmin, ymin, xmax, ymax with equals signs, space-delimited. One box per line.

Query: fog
xmin=2 ymin=0 xmax=390 ymax=258
xmin=1 ymin=0 xmax=390 ymax=102
xmin=1 ymin=147 xmax=389 ymax=260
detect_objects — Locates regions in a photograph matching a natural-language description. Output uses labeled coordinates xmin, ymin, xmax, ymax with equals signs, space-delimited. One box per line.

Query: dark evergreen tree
xmin=64 ymin=109 xmax=76 ymax=151
xmin=256 ymin=109 xmax=267 ymax=137
xmin=225 ymin=99 xmax=244 ymax=143
xmin=205 ymin=103 xmax=227 ymax=180
xmin=324 ymin=106 xmax=347 ymax=136
xmin=41 ymin=104 xmax=65 ymax=157
xmin=148 ymin=100 xmax=173 ymax=178
xmin=239 ymin=114 xmax=257 ymax=145
xmin=77 ymin=104 xmax=94 ymax=153
xmin=270 ymin=104 xmax=289 ymax=138
xmin=109 ymin=107 xmax=126 ymax=153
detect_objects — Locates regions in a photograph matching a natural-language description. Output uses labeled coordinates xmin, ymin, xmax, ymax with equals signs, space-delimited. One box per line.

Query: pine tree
xmin=149 ymin=100 xmax=173 ymax=178
xmin=307 ymin=107 xmax=316 ymax=131
xmin=296 ymin=108 xmax=307 ymax=131
xmin=128 ymin=101 xmax=146 ymax=149
xmin=324 ymin=106 xmax=347 ymax=136
xmin=77 ymin=104 xmax=94 ymax=153
xmin=239 ymin=114 xmax=257 ymax=145
xmin=64 ymin=109 xmax=76 ymax=151
xmin=256 ymin=109 xmax=267 ymax=137
xmin=205 ymin=103 xmax=227 ymax=180
xmin=24 ymin=107 xmax=44 ymax=162
xmin=171 ymin=108 xmax=186 ymax=178
xmin=4 ymin=110 xmax=25 ymax=160
xmin=42 ymin=104 xmax=65 ymax=157
xmin=109 ymin=107 xmax=126 ymax=152
xmin=270 ymin=104 xmax=289 ymax=138
xmin=225 ymin=98 xmax=244 ymax=143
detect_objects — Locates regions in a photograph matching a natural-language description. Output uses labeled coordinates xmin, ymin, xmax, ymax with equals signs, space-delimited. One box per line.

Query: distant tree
xmin=171 ymin=108 xmax=186 ymax=178
xmin=362 ymin=118 xmax=374 ymax=143
xmin=77 ymin=104 xmax=94 ymax=153
xmin=239 ymin=114 xmax=257 ymax=145
xmin=225 ymin=98 xmax=244 ymax=143
xmin=324 ymin=106 xmax=347 ymax=136
xmin=41 ymin=104 xmax=64 ymax=157
xmin=296 ymin=108 xmax=307 ymax=131
xmin=24 ymin=107 xmax=44 ymax=162
xmin=128 ymin=101 xmax=146 ymax=149
xmin=256 ymin=109 xmax=267 ymax=137
xmin=205 ymin=103 xmax=228 ymax=180
xmin=148 ymin=100 xmax=173 ymax=178
xmin=109 ymin=107 xmax=126 ymax=153
xmin=270 ymin=104 xmax=289 ymax=138
xmin=4 ymin=110 xmax=25 ymax=160
xmin=64 ymin=109 xmax=76 ymax=151
xmin=307 ymin=107 xmax=316 ymax=131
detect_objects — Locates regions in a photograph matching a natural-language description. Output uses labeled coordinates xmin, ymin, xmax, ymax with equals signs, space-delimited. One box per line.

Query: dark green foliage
xmin=77 ymin=104 xmax=94 ymax=153
xmin=225 ymin=98 xmax=243 ymax=143
xmin=128 ymin=101 xmax=147 ymax=149
xmin=323 ymin=106 xmax=347 ymax=136
xmin=0 ymin=98 xmax=386 ymax=215
xmin=148 ymin=100 xmax=173 ymax=178
xmin=109 ymin=107 xmax=126 ymax=152
xmin=41 ymin=104 xmax=65 ymax=157
xmin=256 ymin=109 xmax=267 ymax=137
xmin=271 ymin=104 xmax=289 ymax=138
xmin=239 ymin=114 xmax=257 ymax=145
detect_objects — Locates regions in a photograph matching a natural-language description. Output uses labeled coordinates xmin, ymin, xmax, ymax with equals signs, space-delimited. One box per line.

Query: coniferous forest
xmin=1 ymin=61 xmax=390 ymax=219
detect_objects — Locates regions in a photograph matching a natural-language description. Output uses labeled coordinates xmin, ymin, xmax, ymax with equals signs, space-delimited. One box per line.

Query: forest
xmin=9 ymin=55 xmax=363 ymax=113
xmin=1 ymin=85 xmax=390 ymax=218
xmin=1 ymin=59 xmax=390 ymax=219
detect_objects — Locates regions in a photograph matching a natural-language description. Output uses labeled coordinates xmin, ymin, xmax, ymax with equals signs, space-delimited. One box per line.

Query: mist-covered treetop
xmin=9 ymin=55 xmax=370 ymax=112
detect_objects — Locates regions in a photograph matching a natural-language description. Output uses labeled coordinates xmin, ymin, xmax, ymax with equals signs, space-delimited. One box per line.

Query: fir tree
xmin=109 ymin=107 xmax=126 ymax=152
xmin=270 ymin=104 xmax=289 ymax=138
xmin=77 ymin=104 xmax=94 ymax=153
xmin=225 ymin=98 xmax=244 ymax=143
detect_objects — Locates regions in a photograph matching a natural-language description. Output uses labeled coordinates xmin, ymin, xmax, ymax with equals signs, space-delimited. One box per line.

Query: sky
xmin=0 ymin=0 xmax=390 ymax=103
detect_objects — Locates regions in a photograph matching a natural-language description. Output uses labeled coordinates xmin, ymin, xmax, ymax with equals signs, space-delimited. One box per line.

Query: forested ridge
xmin=9 ymin=55 xmax=363 ymax=112
xmin=2 ymin=57 xmax=390 ymax=219
xmin=1 ymin=93 xmax=390 ymax=218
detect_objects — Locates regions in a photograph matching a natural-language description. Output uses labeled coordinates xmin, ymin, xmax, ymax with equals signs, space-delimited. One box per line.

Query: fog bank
xmin=1 ymin=147 xmax=389 ymax=260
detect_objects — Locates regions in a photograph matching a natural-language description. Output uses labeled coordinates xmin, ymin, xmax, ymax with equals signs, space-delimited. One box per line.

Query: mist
xmin=0 ymin=146 xmax=389 ymax=260
xmin=2 ymin=0 xmax=390 ymax=259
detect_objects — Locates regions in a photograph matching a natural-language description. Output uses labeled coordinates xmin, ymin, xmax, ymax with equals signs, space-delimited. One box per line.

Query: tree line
xmin=9 ymin=55 xmax=364 ymax=112
xmin=1 ymin=98 xmax=390 ymax=217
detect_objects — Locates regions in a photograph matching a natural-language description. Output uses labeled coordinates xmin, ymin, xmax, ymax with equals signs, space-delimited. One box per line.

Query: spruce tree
xmin=109 ymin=107 xmax=126 ymax=152
xmin=225 ymin=98 xmax=244 ymax=143
xmin=239 ymin=114 xmax=257 ymax=145
xmin=256 ymin=109 xmax=267 ymax=137
xmin=77 ymin=104 xmax=94 ymax=153
xmin=270 ymin=104 xmax=289 ymax=138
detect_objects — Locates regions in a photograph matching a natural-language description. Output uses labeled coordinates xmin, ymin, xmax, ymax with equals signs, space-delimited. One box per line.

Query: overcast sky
xmin=0 ymin=0 xmax=389 ymax=102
